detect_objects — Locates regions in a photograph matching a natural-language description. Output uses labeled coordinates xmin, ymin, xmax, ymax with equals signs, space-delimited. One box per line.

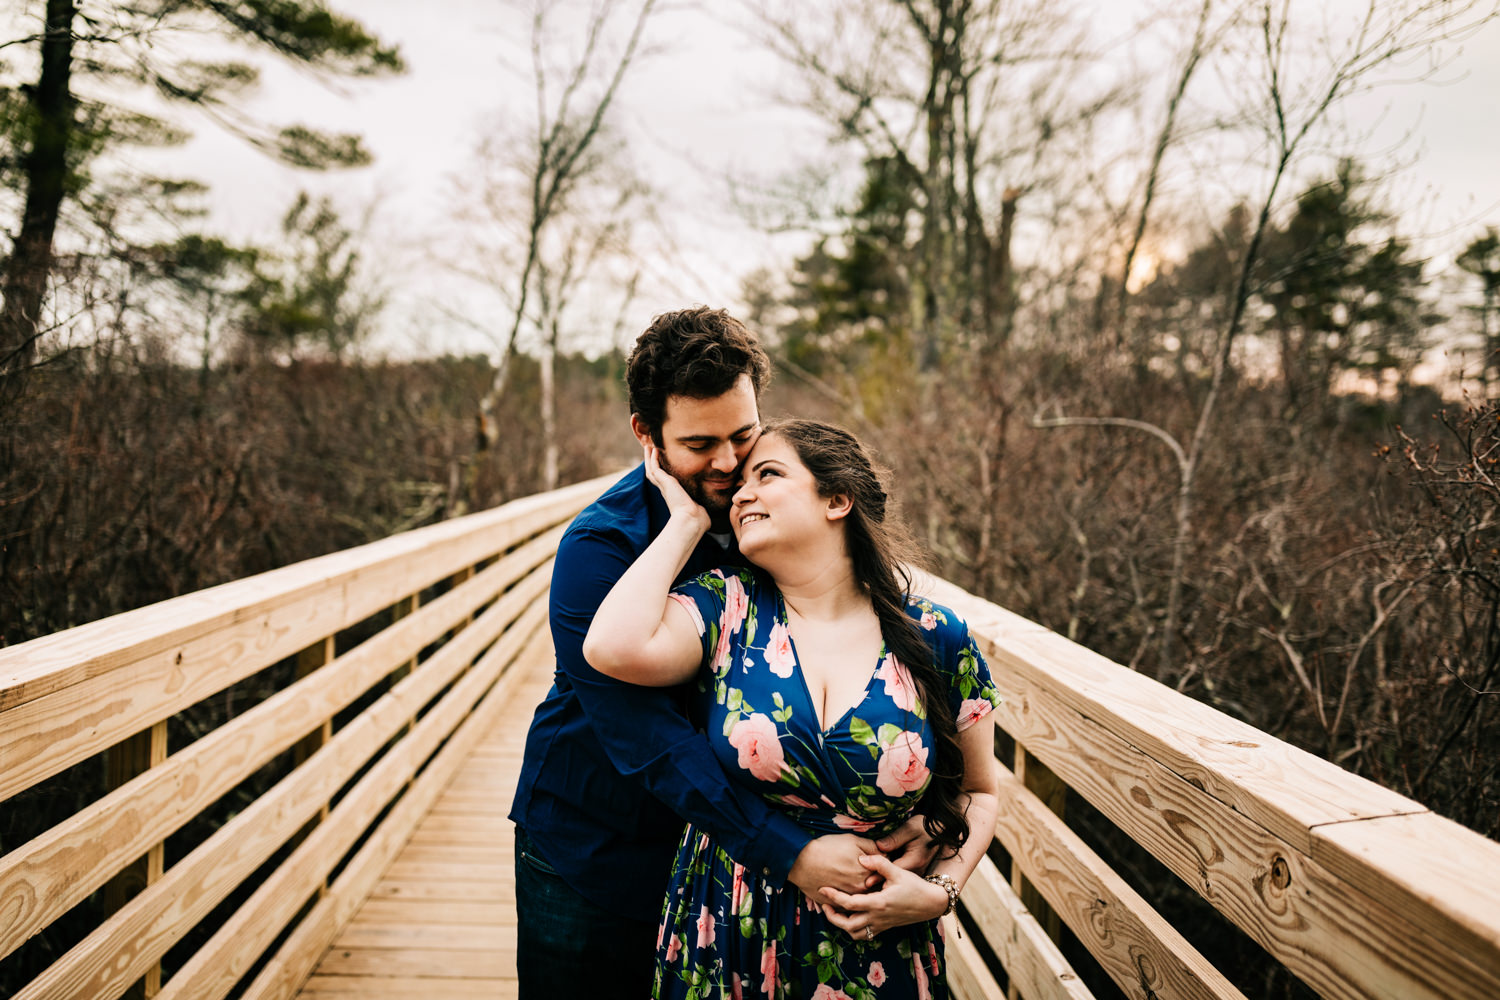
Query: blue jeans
xmin=514 ymin=826 xmax=658 ymax=1000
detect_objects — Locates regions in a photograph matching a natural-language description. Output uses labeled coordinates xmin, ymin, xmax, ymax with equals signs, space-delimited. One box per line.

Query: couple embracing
xmin=510 ymin=307 xmax=1001 ymax=999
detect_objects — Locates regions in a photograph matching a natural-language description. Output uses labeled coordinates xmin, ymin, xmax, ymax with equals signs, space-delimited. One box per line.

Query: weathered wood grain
xmin=251 ymin=625 xmax=552 ymax=1000
xmin=0 ymin=474 xmax=606 ymax=711
xmin=0 ymin=558 xmax=550 ymax=964
xmin=917 ymin=573 xmax=1423 ymax=851
xmin=158 ymin=608 xmax=550 ymax=1000
xmin=943 ymin=911 xmax=1009 ymax=1000
xmin=992 ymin=760 xmax=1245 ymax=1000
xmin=6 ymin=598 xmax=549 ymax=1000
xmin=0 ymin=522 xmax=564 ymax=803
xmin=958 ymin=859 xmax=1096 ymax=1000
xmin=985 ymin=652 xmax=1499 ymax=1000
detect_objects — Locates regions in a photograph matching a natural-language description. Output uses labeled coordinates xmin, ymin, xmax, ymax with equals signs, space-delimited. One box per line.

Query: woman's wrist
xmin=920 ymin=876 xmax=952 ymax=919
xmin=923 ymin=872 xmax=960 ymax=916
xmin=666 ymin=507 xmax=711 ymax=536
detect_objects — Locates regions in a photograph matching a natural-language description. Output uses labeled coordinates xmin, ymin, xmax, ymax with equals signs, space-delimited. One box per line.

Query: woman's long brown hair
xmin=761 ymin=419 xmax=969 ymax=856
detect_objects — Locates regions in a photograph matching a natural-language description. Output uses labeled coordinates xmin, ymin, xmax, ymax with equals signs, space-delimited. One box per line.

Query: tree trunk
xmin=0 ymin=0 xmax=76 ymax=380
xmin=540 ymin=323 xmax=559 ymax=492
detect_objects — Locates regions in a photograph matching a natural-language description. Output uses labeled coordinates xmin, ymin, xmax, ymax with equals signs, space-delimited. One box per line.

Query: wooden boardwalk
xmin=292 ymin=644 xmax=554 ymax=999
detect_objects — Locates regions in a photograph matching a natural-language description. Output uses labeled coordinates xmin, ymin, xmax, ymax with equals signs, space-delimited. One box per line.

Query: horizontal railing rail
xmin=3 ymin=475 xmax=1497 ymax=1000
xmin=0 ymin=474 xmax=612 ymax=1000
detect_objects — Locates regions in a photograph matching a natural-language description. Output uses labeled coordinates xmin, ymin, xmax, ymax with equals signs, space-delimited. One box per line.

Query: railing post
xmin=292 ymin=635 xmax=336 ymax=893
xmin=103 ymin=720 xmax=168 ymax=998
xmin=450 ymin=566 xmax=475 ymax=632
xmin=391 ymin=594 xmax=421 ymax=748
xmin=1008 ymin=742 xmax=1066 ymax=1000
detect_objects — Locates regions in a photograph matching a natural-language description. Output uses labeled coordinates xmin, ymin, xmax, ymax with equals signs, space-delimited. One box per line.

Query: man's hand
xmin=787 ymin=833 xmax=878 ymax=904
xmin=873 ymin=814 xmax=940 ymax=883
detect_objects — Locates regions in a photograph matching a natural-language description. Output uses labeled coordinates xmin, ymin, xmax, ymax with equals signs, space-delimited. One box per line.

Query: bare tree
xmin=468 ymin=0 xmax=659 ymax=480
xmin=749 ymin=0 xmax=1109 ymax=365
xmin=1038 ymin=0 xmax=1500 ymax=677
xmin=1113 ymin=0 xmax=1224 ymax=342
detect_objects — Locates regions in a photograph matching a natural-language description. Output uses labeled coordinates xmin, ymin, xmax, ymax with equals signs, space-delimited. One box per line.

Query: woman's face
xmin=730 ymin=433 xmax=836 ymax=558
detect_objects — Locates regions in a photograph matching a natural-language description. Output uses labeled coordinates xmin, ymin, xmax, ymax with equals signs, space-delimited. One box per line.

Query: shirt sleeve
xmin=550 ymin=527 xmax=812 ymax=881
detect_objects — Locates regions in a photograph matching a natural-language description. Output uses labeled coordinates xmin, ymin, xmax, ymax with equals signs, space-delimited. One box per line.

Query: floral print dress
xmin=656 ymin=567 xmax=1001 ymax=1000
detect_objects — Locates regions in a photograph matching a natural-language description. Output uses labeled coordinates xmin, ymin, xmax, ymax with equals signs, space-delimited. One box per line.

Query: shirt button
xmin=762 ymin=866 xmax=771 ymax=876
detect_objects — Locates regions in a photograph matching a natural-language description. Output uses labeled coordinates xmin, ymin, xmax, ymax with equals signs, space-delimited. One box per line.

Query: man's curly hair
xmin=626 ymin=307 xmax=772 ymax=441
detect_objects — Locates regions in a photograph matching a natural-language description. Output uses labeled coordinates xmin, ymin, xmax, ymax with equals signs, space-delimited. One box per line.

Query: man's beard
xmin=657 ymin=451 xmax=735 ymax=516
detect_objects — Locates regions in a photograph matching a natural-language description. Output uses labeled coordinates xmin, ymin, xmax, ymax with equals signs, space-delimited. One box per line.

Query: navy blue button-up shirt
xmin=509 ymin=464 xmax=813 ymax=921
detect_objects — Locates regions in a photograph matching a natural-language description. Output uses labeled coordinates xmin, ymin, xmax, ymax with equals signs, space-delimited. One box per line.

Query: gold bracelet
xmin=925 ymin=873 xmax=959 ymax=916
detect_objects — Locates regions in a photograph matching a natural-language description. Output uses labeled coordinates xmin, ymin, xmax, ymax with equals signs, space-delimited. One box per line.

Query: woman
xmin=585 ymin=419 xmax=1001 ymax=999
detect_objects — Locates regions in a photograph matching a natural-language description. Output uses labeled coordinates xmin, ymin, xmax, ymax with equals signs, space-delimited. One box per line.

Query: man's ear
xmin=825 ymin=493 xmax=853 ymax=521
xmin=630 ymin=414 xmax=653 ymax=449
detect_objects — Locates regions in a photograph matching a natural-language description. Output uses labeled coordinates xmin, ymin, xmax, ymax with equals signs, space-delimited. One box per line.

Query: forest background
xmin=2 ymin=2 xmax=1499 ymax=997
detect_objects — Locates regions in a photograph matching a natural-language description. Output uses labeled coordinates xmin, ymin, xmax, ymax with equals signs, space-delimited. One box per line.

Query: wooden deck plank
xmin=290 ymin=644 xmax=553 ymax=1000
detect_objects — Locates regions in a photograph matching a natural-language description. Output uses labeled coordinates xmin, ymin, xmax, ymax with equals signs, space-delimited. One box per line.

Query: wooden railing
xmin=920 ymin=570 xmax=1500 ymax=1000
xmin=0 ymin=474 xmax=610 ymax=1000
xmin=3 ymin=476 xmax=1499 ymax=1000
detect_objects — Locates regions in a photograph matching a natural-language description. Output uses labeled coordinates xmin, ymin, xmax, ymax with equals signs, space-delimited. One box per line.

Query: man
xmin=510 ymin=307 xmax=927 ymax=999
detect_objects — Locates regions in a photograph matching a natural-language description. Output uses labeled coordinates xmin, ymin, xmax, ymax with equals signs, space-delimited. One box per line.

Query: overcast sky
xmin=116 ymin=0 xmax=1500 ymax=358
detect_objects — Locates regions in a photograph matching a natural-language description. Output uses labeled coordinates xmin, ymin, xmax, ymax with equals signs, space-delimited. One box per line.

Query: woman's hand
xmin=643 ymin=444 xmax=710 ymax=533
xmin=819 ymin=854 xmax=950 ymax=940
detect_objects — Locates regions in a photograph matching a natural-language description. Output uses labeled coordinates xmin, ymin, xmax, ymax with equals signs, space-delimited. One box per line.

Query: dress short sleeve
xmin=908 ymin=597 xmax=1002 ymax=732
xmin=669 ymin=567 xmax=757 ymax=673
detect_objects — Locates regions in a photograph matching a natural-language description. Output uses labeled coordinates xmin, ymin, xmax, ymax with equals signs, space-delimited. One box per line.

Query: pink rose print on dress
xmin=697 ymin=904 xmax=716 ymax=947
xmin=913 ymin=951 xmax=931 ymax=1000
xmin=668 ymin=592 xmax=705 ymax=635
xmin=764 ymin=620 xmax=796 ymax=678
xmin=875 ymin=653 xmax=918 ymax=711
xmin=875 ymin=730 xmax=931 ymax=797
xmin=732 ymin=862 xmax=747 ymax=915
xmin=811 ymin=986 xmax=853 ymax=1000
xmin=666 ymin=933 xmax=682 ymax=963
xmin=868 ymin=961 xmax=887 ymax=987
xmin=760 ymin=943 xmax=778 ymax=996
xmin=957 ymin=697 xmax=993 ymax=731
xmin=728 ymin=713 xmax=787 ymax=782
xmin=780 ymin=794 xmax=818 ymax=809
xmin=731 ymin=976 xmax=744 ymax=1000
xmin=833 ymin=813 xmax=876 ymax=832
xmin=711 ymin=621 xmax=734 ymax=672
xmin=920 ymin=610 xmax=938 ymax=630
xmin=723 ymin=573 xmax=749 ymax=632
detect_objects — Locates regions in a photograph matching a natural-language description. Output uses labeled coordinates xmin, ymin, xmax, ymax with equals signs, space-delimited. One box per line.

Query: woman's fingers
xmin=820 ymin=903 xmax=875 ymax=937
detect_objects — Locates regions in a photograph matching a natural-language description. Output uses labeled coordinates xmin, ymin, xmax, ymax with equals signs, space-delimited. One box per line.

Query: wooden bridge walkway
xmin=5 ymin=475 xmax=1500 ymax=1000
xmin=292 ymin=637 xmax=550 ymax=999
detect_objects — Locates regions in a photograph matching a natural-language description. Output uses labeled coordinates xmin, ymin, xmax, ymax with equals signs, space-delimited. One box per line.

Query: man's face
xmin=633 ymin=374 xmax=760 ymax=519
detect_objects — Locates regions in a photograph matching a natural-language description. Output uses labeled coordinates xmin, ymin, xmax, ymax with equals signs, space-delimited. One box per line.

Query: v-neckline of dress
xmin=777 ymin=592 xmax=886 ymax=736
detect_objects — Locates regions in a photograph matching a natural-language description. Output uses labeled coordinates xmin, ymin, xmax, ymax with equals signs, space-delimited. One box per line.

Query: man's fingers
xmin=821 ymin=887 xmax=870 ymax=913
xmin=822 ymin=893 xmax=870 ymax=917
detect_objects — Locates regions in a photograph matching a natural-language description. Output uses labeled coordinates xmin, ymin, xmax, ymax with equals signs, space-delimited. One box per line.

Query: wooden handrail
xmin=915 ymin=571 xmax=1500 ymax=1000
xmin=2 ymin=475 xmax=1497 ymax=1000
xmin=0 ymin=474 xmax=612 ymax=1000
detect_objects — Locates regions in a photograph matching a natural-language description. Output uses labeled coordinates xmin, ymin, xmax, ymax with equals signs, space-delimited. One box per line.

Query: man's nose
xmin=709 ymin=443 xmax=738 ymax=473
